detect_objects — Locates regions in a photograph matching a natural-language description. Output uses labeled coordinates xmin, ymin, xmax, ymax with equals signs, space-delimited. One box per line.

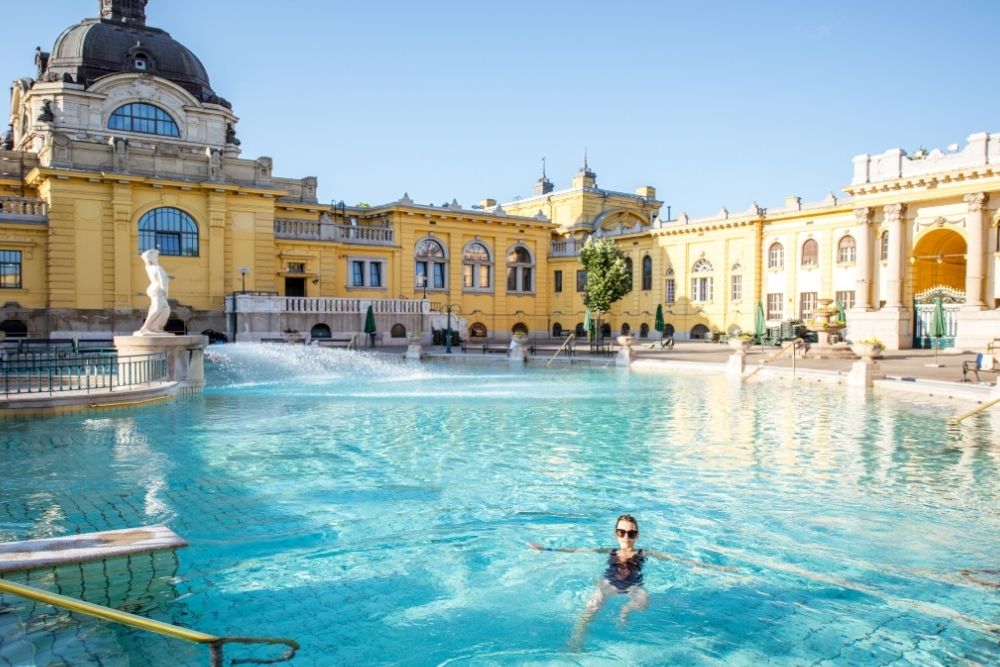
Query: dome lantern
xmin=101 ymin=0 xmax=148 ymax=26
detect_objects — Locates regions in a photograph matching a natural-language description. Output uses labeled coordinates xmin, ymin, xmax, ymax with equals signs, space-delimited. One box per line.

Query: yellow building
xmin=3 ymin=0 xmax=999 ymax=350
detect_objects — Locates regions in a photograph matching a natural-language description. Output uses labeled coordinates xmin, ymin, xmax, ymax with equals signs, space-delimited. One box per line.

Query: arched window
xmin=691 ymin=324 xmax=711 ymax=340
xmin=880 ymin=230 xmax=889 ymax=261
xmin=640 ymin=323 xmax=649 ymax=338
xmin=512 ymin=323 xmax=529 ymax=335
xmin=311 ymin=324 xmax=332 ymax=339
xmin=552 ymin=323 xmax=563 ymax=337
xmin=641 ymin=256 xmax=652 ymax=291
xmin=415 ymin=237 xmax=447 ymax=290
xmin=462 ymin=242 xmax=492 ymax=290
xmin=575 ymin=323 xmax=585 ymax=337
xmin=0 ymin=320 xmax=28 ymax=338
xmin=139 ymin=208 xmax=199 ymax=256
xmin=506 ymin=245 xmax=534 ymax=293
xmin=768 ymin=243 xmax=785 ymax=269
xmin=801 ymin=239 xmax=819 ymax=266
xmin=601 ymin=323 xmax=611 ymax=337
xmin=663 ymin=323 xmax=675 ymax=337
xmin=469 ymin=323 xmax=488 ymax=338
xmin=109 ymin=104 xmax=180 ymax=137
xmin=691 ymin=259 xmax=713 ymax=302
xmin=390 ymin=324 xmax=406 ymax=338
xmin=624 ymin=257 xmax=633 ymax=292
xmin=621 ymin=323 xmax=630 ymax=334
xmin=838 ymin=236 xmax=856 ymax=263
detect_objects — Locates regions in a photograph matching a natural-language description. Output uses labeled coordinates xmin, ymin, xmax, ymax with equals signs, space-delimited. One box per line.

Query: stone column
xmin=853 ymin=207 xmax=874 ymax=310
xmin=963 ymin=192 xmax=988 ymax=310
xmin=883 ymin=203 xmax=906 ymax=309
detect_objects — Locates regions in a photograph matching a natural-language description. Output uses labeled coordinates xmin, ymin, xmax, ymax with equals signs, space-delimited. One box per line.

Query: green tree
xmin=578 ymin=237 xmax=630 ymax=318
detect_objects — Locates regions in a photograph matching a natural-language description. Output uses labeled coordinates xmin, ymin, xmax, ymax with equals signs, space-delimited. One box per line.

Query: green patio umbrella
xmin=364 ymin=304 xmax=377 ymax=348
xmin=930 ymin=296 xmax=947 ymax=365
xmin=654 ymin=304 xmax=665 ymax=334
xmin=583 ymin=307 xmax=594 ymax=341
xmin=754 ymin=300 xmax=767 ymax=354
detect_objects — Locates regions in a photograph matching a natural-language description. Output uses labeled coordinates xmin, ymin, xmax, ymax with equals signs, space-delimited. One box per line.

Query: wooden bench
xmin=477 ymin=338 xmax=509 ymax=354
xmin=528 ymin=338 xmax=576 ymax=357
xmin=962 ymin=339 xmax=1000 ymax=383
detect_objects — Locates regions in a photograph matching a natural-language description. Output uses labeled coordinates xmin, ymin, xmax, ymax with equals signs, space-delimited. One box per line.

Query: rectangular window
xmin=800 ymin=292 xmax=817 ymax=320
xmin=521 ymin=267 xmax=532 ymax=292
xmin=666 ymin=278 xmax=675 ymax=303
xmin=0 ymin=251 xmax=22 ymax=289
xmin=576 ymin=270 xmax=587 ymax=292
xmin=691 ymin=277 xmax=713 ymax=302
xmin=731 ymin=275 xmax=742 ymax=302
xmin=835 ymin=290 xmax=855 ymax=310
xmin=554 ymin=270 xmax=563 ymax=293
xmin=433 ymin=263 xmax=445 ymax=289
xmin=288 ymin=262 xmax=305 ymax=274
xmin=415 ymin=261 xmax=428 ymax=288
xmin=464 ymin=264 xmax=474 ymax=288
xmin=479 ymin=265 xmax=490 ymax=289
xmin=352 ymin=261 xmax=364 ymax=287
xmin=767 ymin=293 xmax=783 ymax=320
xmin=369 ymin=262 xmax=382 ymax=288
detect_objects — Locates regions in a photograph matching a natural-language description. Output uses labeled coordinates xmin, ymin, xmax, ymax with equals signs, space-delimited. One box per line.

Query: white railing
xmin=0 ymin=196 xmax=48 ymax=220
xmin=549 ymin=239 xmax=588 ymax=257
xmin=335 ymin=224 xmax=394 ymax=245
xmin=274 ymin=219 xmax=319 ymax=238
xmin=228 ymin=295 xmax=429 ymax=315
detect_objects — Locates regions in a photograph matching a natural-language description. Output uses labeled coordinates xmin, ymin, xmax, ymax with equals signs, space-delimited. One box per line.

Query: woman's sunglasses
xmin=615 ymin=528 xmax=638 ymax=539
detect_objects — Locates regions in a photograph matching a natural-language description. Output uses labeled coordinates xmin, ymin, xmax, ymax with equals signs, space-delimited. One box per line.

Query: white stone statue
xmin=136 ymin=249 xmax=172 ymax=336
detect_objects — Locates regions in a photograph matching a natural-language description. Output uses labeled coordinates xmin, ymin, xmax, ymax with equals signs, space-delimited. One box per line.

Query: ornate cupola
xmin=101 ymin=0 xmax=148 ymax=25
xmin=572 ymin=148 xmax=597 ymax=189
xmin=532 ymin=158 xmax=554 ymax=196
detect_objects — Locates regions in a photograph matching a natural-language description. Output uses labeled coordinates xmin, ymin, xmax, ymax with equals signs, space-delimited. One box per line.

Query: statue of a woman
xmin=137 ymin=249 xmax=171 ymax=336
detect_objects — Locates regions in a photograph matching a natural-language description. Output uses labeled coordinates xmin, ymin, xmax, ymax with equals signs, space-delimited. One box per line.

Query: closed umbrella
xmin=929 ymin=296 xmax=947 ymax=365
xmin=364 ymin=305 xmax=377 ymax=349
xmin=654 ymin=304 xmax=665 ymax=334
xmin=754 ymin=300 xmax=767 ymax=355
xmin=836 ymin=300 xmax=846 ymax=324
xmin=583 ymin=308 xmax=594 ymax=341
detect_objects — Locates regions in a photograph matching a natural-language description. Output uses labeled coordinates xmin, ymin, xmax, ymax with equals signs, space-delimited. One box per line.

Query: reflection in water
xmin=0 ymin=345 xmax=998 ymax=665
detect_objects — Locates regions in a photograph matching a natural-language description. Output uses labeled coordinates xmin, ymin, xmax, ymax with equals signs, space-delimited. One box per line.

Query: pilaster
xmin=112 ymin=181 xmax=132 ymax=310
xmin=963 ymin=192 xmax=987 ymax=310
xmin=852 ymin=207 xmax=874 ymax=311
xmin=883 ymin=203 xmax=906 ymax=309
xmin=208 ymin=191 xmax=226 ymax=307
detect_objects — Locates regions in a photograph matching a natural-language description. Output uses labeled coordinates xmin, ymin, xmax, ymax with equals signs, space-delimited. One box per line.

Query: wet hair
xmin=616 ymin=514 xmax=638 ymax=532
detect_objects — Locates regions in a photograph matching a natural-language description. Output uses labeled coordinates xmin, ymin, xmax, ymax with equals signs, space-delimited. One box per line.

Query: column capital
xmin=883 ymin=203 xmax=906 ymax=223
xmin=964 ymin=192 xmax=988 ymax=212
xmin=853 ymin=207 xmax=874 ymax=225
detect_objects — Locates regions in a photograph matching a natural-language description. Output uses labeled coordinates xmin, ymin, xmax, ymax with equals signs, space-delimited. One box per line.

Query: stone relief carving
xmin=110 ymin=136 xmax=129 ymax=172
xmin=883 ymin=203 xmax=905 ymax=223
xmin=37 ymin=100 xmax=54 ymax=123
xmin=206 ymin=148 xmax=222 ymax=181
xmin=853 ymin=207 xmax=873 ymax=225
xmin=226 ymin=123 xmax=241 ymax=146
xmin=964 ymin=192 xmax=987 ymax=212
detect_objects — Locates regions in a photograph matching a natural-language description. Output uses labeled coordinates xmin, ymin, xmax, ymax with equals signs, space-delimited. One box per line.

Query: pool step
xmin=0 ymin=525 xmax=187 ymax=574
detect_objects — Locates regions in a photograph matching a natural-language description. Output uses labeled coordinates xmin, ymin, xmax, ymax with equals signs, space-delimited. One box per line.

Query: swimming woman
xmin=529 ymin=514 xmax=735 ymax=649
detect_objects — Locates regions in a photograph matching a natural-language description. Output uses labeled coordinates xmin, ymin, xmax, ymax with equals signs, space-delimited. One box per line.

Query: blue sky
xmin=4 ymin=1 xmax=998 ymax=215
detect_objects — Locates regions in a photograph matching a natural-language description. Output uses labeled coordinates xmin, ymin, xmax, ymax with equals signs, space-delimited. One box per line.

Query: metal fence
xmin=1 ymin=351 xmax=168 ymax=396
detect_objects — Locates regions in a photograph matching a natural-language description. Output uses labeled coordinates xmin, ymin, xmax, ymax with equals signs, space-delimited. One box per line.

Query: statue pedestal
xmin=509 ymin=336 xmax=527 ymax=363
xmin=114 ymin=335 xmax=209 ymax=394
xmin=726 ymin=353 xmax=746 ymax=376
xmin=406 ymin=344 xmax=423 ymax=361
xmin=847 ymin=360 xmax=885 ymax=389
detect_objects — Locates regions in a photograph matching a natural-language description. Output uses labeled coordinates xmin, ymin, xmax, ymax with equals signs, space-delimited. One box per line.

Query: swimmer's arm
xmin=527 ymin=543 xmax=611 ymax=554
xmin=645 ymin=550 xmax=739 ymax=572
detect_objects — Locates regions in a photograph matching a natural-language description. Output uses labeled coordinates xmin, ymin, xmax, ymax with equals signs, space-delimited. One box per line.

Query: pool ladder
xmin=0 ymin=579 xmax=299 ymax=666
xmin=742 ymin=338 xmax=804 ymax=382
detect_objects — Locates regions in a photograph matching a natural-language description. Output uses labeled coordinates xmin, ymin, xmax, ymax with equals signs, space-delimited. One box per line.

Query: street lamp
xmin=442 ymin=303 xmax=462 ymax=354
xmin=417 ymin=273 xmax=428 ymax=299
xmin=238 ymin=267 xmax=250 ymax=294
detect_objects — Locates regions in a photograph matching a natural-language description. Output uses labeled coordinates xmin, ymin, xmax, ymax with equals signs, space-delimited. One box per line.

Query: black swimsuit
xmin=605 ymin=549 xmax=645 ymax=590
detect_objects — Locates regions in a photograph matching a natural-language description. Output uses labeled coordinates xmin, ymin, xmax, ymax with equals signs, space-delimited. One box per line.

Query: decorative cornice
xmin=964 ymin=191 xmax=988 ymax=212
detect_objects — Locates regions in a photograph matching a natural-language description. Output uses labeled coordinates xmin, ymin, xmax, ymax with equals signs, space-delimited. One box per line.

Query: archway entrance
xmin=912 ymin=228 xmax=966 ymax=296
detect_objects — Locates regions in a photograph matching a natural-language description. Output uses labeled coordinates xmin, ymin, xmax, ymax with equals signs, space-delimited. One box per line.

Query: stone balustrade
xmin=549 ymin=239 xmax=588 ymax=257
xmin=273 ymin=218 xmax=395 ymax=245
xmin=0 ymin=197 xmax=48 ymax=223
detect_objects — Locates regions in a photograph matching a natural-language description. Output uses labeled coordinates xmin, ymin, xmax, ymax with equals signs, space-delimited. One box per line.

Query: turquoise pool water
xmin=2 ymin=345 xmax=1000 ymax=666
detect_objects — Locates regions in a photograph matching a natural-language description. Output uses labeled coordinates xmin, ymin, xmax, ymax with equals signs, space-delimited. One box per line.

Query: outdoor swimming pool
xmin=2 ymin=345 xmax=999 ymax=666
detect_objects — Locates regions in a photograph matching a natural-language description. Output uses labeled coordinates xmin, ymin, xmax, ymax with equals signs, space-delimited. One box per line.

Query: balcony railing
xmin=227 ymin=295 xmax=430 ymax=315
xmin=549 ymin=239 xmax=588 ymax=258
xmin=0 ymin=196 xmax=48 ymax=223
xmin=273 ymin=219 xmax=395 ymax=245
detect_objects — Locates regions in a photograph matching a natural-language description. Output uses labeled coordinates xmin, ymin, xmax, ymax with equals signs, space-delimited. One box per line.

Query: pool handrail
xmin=546 ymin=333 xmax=576 ymax=367
xmin=0 ymin=578 xmax=299 ymax=666
xmin=346 ymin=331 xmax=360 ymax=350
xmin=742 ymin=338 xmax=803 ymax=382
xmin=951 ymin=394 xmax=1000 ymax=424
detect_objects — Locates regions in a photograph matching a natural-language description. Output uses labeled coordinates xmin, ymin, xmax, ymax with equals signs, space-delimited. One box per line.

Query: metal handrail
xmin=345 ymin=332 xmax=360 ymax=351
xmin=546 ymin=333 xmax=576 ymax=367
xmin=0 ymin=579 xmax=298 ymax=666
xmin=742 ymin=338 xmax=803 ymax=382
xmin=951 ymin=395 xmax=1000 ymax=424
